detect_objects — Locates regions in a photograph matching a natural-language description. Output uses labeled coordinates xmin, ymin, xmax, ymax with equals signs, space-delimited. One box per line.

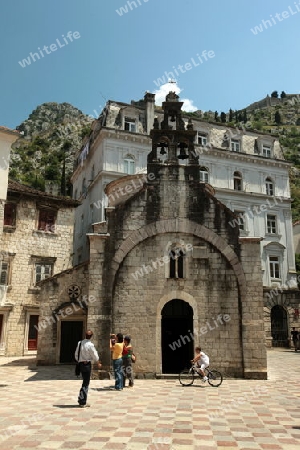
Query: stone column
xmin=239 ymin=237 xmax=267 ymax=379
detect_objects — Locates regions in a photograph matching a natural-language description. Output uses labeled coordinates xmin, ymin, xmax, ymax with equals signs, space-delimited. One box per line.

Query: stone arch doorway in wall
xmin=55 ymin=302 xmax=87 ymax=363
xmin=271 ymin=305 xmax=289 ymax=347
xmin=161 ymin=299 xmax=193 ymax=373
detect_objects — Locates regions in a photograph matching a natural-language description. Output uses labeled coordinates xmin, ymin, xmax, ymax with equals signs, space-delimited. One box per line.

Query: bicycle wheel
xmin=179 ymin=369 xmax=194 ymax=386
xmin=207 ymin=369 xmax=223 ymax=387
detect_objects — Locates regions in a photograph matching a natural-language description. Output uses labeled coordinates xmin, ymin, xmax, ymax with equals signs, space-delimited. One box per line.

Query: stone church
xmin=36 ymin=93 xmax=267 ymax=378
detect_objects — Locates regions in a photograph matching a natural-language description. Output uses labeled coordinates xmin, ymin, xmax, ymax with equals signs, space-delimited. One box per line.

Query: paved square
xmin=0 ymin=349 xmax=299 ymax=449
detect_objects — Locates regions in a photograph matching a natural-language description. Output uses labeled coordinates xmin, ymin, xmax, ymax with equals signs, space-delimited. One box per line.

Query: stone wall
xmin=36 ymin=263 xmax=89 ymax=364
xmin=87 ymin=164 xmax=267 ymax=378
xmin=0 ymin=195 xmax=76 ymax=356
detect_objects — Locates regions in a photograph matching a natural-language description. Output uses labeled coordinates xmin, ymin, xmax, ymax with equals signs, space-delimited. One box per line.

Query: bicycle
xmin=179 ymin=364 xmax=223 ymax=387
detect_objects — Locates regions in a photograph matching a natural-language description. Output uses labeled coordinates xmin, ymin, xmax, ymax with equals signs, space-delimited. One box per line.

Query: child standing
xmin=191 ymin=347 xmax=209 ymax=381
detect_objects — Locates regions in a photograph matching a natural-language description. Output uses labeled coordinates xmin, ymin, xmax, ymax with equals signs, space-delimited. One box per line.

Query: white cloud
xmin=153 ymin=82 xmax=198 ymax=112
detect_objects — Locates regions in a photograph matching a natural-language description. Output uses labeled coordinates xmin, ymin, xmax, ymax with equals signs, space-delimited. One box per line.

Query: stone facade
xmin=0 ymin=180 xmax=78 ymax=356
xmin=70 ymin=92 xmax=299 ymax=350
xmin=37 ymin=93 xmax=267 ymax=378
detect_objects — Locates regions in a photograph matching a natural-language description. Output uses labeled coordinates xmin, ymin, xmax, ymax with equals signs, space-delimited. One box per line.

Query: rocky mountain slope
xmin=9 ymin=93 xmax=300 ymax=219
xmin=10 ymin=102 xmax=92 ymax=195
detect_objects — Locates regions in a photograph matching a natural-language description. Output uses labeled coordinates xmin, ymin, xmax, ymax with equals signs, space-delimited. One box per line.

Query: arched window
xmin=266 ymin=177 xmax=274 ymax=196
xmin=169 ymin=248 xmax=185 ymax=279
xmin=199 ymin=166 xmax=209 ymax=183
xmin=124 ymin=156 xmax=135 ymax=175
xmin=233 ymin=171 xmax=242 ymax=191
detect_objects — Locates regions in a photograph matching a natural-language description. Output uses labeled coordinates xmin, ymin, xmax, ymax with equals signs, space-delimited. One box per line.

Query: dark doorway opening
xmin=28 ymin=315 xmax=39 ymax=350
xmin=161 ymin=299 xmax=193 ymax=373
xmin=271 ymin=305 xmax=289 ymax=347
xmin=60 ymin=321 xmax=83 ymax=363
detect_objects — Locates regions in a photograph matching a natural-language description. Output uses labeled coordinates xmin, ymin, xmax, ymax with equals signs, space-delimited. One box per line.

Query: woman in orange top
xmin=110 ymin=333 xmax=124 ymax=390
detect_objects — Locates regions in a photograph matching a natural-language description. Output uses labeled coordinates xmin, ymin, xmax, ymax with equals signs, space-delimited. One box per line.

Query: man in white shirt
xmin=75 ymin=330 xmax=101 ymax=407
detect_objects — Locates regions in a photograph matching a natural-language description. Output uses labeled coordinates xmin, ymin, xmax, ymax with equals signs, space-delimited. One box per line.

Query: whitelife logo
xmin=18 ymin=31 xmax=81 ymax=68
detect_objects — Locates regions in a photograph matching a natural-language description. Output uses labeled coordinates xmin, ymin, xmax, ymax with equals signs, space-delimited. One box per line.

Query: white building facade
xmin=71 ymin=92 xmax=299 ymax=348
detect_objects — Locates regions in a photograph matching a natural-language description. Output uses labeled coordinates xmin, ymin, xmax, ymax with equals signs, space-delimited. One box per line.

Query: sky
xmin=1 ymin=0 xmax=300 ymax=128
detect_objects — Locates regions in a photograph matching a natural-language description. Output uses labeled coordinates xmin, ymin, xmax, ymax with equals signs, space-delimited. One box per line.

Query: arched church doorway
xmin=161 ymin=299 xmax=193 ymax=373
xmin=271 ymin=305 xmax=289 ymax=347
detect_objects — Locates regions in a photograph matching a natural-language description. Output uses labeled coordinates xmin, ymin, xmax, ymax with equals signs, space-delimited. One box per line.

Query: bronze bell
xmin=158 ymin=142 xmax=167 ymax=155
xmin=177 ymin=142 xmax=188 ymax=160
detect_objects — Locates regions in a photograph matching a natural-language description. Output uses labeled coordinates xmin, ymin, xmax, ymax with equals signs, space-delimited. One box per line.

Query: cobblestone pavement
xmin=0 ymin=349 xmax=299 ymax=450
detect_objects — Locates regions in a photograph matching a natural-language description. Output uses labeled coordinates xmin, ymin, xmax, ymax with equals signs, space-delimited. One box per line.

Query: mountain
xmin=10 ymin=102 xmax=93 ymax=195
xmin=9 ymin=94 xmax=300 ymax=219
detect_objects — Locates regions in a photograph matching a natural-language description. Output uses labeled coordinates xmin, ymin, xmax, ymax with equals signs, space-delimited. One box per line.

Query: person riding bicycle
xmin=191 ymin=346 xmax=209 ymax=382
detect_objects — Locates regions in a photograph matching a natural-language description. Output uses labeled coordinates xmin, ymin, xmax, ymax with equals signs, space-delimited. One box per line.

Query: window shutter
xmin=0 ymin=262 xmax=9 ymax=285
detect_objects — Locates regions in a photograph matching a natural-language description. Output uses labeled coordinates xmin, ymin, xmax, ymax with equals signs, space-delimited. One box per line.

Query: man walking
xmin=291 ymin=327 xmax=299 ymax=352
xmin=75 ymin=330 xmax=101 ymax=407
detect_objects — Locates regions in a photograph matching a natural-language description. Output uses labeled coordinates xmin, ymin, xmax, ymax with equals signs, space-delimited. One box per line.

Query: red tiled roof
xmin=8 ymin=179 xmax=80 ymax=207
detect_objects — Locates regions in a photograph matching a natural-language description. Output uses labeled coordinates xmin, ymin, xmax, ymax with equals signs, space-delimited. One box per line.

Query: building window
xmin=231 ymin=140 xmax=241 ymax=152
xmin=234 ymin=211 xmax=245 ymax=230
xmin=124 ymin=158 xmax=135 ymax=175
xmin=4 ymin=203 xmax=16 ymax=227
xmin=169 ymin=248 xmax=185 ymax=279
xmin=269 ymin=256 xmax=280 ymax=279
xmin=0 ymin=260 xmax=9 ymax=285
xmin=266 ymin=177 xmax=274 ymax=196
xmin=124 ymin=118 xmax=136 ymax=132
xmin=262 ymin=145 xmax=271 ymax=158
xmin=35 ymin=263 xmax=53 ymax=284
xmin=0 ymin=314 xmax=3 ymax=343
xmin=38 ymin=209 xmax=56 ymax=233
xmin=80 ymin=215 xmax=84 ymax=236
xmin=267 ymin=215 xmax=277 ymax=234
xmin=233 ymin=171 xmax=242 ymax=191
xmin=82 ymin=178 xmax=87 ymax=197
xmin=197 ymin=133 xmax=207 ymax=146
xmin=90 ymin=165 xmax=95 ymax=182
xmin=199 ymin=167 xmax=209 ymax=183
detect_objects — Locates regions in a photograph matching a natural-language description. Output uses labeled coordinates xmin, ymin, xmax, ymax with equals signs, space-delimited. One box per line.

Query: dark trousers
xmin=78 ymin=362 xmax=91 ymax=405
xmin=122 ymin=357 xmax=133 ymax=386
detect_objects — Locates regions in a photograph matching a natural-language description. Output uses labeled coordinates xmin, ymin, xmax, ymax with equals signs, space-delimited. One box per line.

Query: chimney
xmin=45 ymin=181 xmax=59 ymax=196
xmin=144 ymin=92 xmax=155 ymax=134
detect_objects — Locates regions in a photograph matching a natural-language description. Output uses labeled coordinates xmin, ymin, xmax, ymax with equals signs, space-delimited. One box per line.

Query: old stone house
xmin=36 ymin=93 xmax=267 ymax=378
xmin=70 ymin=91 xmax=299 ymax=349
xmin=0 ymin=180 xmax=78 ymax=356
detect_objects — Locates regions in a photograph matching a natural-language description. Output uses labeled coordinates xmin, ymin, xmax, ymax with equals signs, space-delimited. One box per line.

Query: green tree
xmin=253 ymin=121 xmax=263 ymax=131
xmin=229 ymin=109 xmax=233 ymax=122
xmin=242 ymin=110 xmax=247 ymax=123
xmin=220 ymin=112 xmax=226 ymax=123
xmin=281 ymin=91 xmax=287 ymax=98
xmin=275 ymin=111 xmax=282 ymax=124
xmin=271 ymin=91 xmax=278 ymax=98
xmin=214 ymin=111 xmax=219 ymax=122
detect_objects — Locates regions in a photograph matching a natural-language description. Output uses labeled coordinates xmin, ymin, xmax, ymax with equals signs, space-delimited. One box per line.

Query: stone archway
xmin=111 ymin=219 xmax=246 ymax=300
xmin=156 ymin=291 xmax=198 ymax=374
xmin=161 ymin=299 xmax=193 ymax=373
